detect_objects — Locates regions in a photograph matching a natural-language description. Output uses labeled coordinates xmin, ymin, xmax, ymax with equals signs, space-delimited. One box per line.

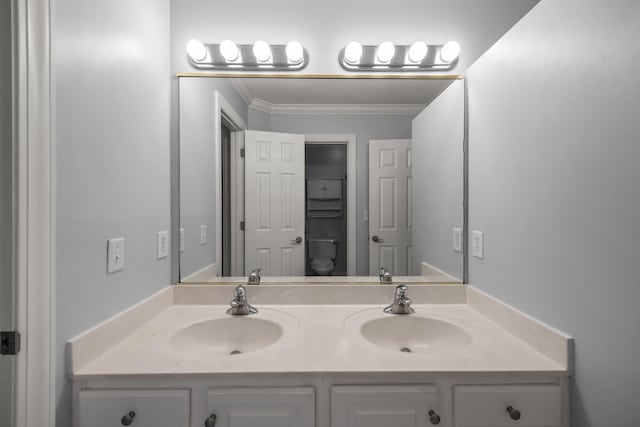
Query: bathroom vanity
xmin=68 ymin=284 xmax=571 ymax=427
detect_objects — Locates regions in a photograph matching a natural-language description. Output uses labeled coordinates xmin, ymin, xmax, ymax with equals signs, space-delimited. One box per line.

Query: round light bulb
xmin=285 ymin=41 xmax=304 ymax=63
xmin=186 ymin=39 xmax=207 ymax=62
xmin=344 ymin=41 xmax=363 ymax=65
xmin=440 ymin=41 xmax=461 ymax=63
xmin=219 ymin=40 xmax=239 ymax=62
xmin=253 ymin=40 xmax=272 ymax=62
xmin=376 ymin=41 xmax=395 ymax=63
xmin=408 ymin=41 xmax=428 ymax=63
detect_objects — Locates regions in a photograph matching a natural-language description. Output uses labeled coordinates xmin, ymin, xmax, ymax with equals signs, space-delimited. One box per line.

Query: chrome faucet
xmin=226 ymin=285 xmax=258 ymax=315
xmin=379 ymin=267 xmax=393 ymax=284
xmin=247 ymin=268 xmax=261 ymax=285
xmin=384 ymin=284 xmax=415 ymax=315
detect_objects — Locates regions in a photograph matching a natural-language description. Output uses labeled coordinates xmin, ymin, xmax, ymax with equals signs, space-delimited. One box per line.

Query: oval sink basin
xmin=169 ymin=316 xmax=283 ymax=358
xmin=360 ymin=316 xmax=471 ymax=354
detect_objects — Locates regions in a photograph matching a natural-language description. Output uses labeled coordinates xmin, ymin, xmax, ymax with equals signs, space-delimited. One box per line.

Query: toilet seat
xmin=310 ymin=258 xmax=334 ymax=275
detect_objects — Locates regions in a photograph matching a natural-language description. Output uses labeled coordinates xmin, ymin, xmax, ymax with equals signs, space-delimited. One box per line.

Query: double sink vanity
xmin=69 ymin=281 xmax=571 ymax=427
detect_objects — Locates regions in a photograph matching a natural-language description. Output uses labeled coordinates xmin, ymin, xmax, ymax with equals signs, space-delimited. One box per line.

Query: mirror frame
xmin=174 ymin=73 xmax=468 ymax=285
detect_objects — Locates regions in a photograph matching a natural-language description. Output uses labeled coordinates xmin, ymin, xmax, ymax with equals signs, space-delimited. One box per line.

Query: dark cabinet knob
xmin=507 ymin=406 xmax=521 ymax=421
xmin=121 ymin=411 xmax=136 ymax=426
xmin=204 ymin=413 xmax=217 ymax=427
xmin=428 ymin=410 xmax=441 ymax=425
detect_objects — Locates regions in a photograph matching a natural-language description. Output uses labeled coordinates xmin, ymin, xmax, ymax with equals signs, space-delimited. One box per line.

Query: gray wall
xmin=0 ymin=1 xmax=14 ymax=425
xmin=467 ymin=1 xmax=640 ymax=426
xmin=179 ymin=77 xmax=248 ymax=278
xmin=52 ymin=0 xmax=171 ymax=425
xmin=270 ymin=113 xmax=414 ymax=275
xmin=412 ymin=81 xmax=464 ymax=280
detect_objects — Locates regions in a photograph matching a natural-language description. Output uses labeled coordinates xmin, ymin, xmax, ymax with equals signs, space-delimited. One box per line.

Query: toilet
xmin=308 ymin=239 xmax=337 ymax=275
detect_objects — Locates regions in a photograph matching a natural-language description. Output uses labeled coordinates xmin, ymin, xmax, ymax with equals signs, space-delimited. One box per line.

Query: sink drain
xmin=400 ymin=347 xmax=412 ymax=353
xmin=229 ymin=350 xmax=242 ymax=355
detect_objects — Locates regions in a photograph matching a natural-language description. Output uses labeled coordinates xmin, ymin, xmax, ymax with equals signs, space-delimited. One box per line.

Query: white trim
xmin=180 ymin=262 xmax=218 ymax=283
xmin=420 ymin=261 xmax=461 ymax=283
xmin=213 ymin=91 xmax=246 ymax=277
xmin=13 ymin=0 xmax=54 ymax=425
xmin=304 ymin=134 xmax=357 ymax=276
xmin=249 ymin=98 xmax=424 ymax=116
xmin=229 ymin=131 xmax=245 ymax=276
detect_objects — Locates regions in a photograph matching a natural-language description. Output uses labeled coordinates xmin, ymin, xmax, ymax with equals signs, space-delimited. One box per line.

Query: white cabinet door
xmin=207 ymin=387 xmax=315 ymax=427
xmin=453 ymin=385 xmax=563 ymax=427
xmin=368 ymin=139 xmax=413 ymax=275
xmin=332 ymin=385 xmax=439 ymax=427
xmin=78 ymin=388 xmax=190 ymax=427
xmin=244 ymin=130 xmax=306 ymax=276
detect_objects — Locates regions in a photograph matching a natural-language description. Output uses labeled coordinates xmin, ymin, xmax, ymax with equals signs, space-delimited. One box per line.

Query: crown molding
xmin=248 ymin=98 xmax=424 ymax=115
xmin=228 ymin=78 xmax=253 ymax=105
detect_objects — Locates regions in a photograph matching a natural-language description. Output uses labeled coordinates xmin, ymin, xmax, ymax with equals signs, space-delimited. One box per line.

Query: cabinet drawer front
xmin=454 ymin=385 xmax=562 ymax=427
xmin=78 ymin=388 xmax=190 ymax=427
xmin=332 ymin=385 xmax=440 ymax=427
xmin=208 ymin=386 xmax=315 ymax=427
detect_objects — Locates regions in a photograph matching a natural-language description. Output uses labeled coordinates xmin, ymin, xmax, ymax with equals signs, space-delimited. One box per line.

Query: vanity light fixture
xmin=252 ymin=40 xmax=272 ymax=63
xmin=439 ymin=41 xmax=461 ymax=63
xmin=344 ymin=41 xmax=363 ymax=65
xmin=219 ymin=40 xmax=240 ymax=62
xmin=186 ymin=39 xmax=309 ymax=71
xmin=407 ymin=41 xmax=428 ymax=63
xmin=186 ymin=39 xmax=208 ymax=62
xmin=285 ymin=41 xmax=304 ymax=64
xmin=376 ymin=41 xmax=396 ymax=64
xmin=339 ymin=40 xmax=460 ymax=71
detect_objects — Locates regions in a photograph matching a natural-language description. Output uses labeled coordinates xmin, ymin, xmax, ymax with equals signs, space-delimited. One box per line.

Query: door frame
xmin=304 ymin=134 xmax=357 ymax=276
xmin=213 ymin=91 xmax=247 ymax=276
xmin=12 ymin=0 xmax=55 ymax=425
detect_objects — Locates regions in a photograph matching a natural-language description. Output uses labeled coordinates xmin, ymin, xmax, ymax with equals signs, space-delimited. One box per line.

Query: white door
xmin=244 ymin=130 xmax=305 ymax=276
xmin=369 ymin=139 xmax=413 ymax=275
xmin=332 ymin=385 xmax=439 ymax=427
xmin=208 ymin=387 xmax=315 ymax=427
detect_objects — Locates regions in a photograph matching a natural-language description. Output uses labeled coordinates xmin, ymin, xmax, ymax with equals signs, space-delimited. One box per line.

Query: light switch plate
xmin=157 ymin=231 xmax=169 ymax=259
xmin=200 ymin=225 xmax=207 ymax=245
xmin=453 ymin=228 xmax=463 ymax=252
xmin=473 ymin=231 xmax=484 ymax=258
xmin=179 ymin=228 xmax=185 ymax=252
xmin=107 ymin=237 xmax=125 ymax=273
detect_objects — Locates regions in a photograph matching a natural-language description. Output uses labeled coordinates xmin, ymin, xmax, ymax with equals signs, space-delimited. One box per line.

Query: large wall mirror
xmin=178 ymin=76 xmax=465 ymax=283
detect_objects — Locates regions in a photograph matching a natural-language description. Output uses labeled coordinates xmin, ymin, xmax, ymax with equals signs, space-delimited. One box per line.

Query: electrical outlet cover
xmin=157 ymin=231 xmax=169 ymax=259
xmin=453 ymin=228 xmax=463 ymax=252
xmin=473 ymin=231 xmax=484 ymax=259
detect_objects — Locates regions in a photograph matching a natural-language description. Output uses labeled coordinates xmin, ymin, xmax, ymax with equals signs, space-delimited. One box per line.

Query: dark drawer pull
xmin=507 ymin=406 xmax=521 ymax=421
xmin=428 ymin=409 xmax=441 ymax=424
xmin=121 ymin=411 xmax=136 ymax=426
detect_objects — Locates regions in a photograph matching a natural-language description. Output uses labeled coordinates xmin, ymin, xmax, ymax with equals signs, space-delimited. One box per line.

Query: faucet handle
xmin=234 ymin=284 xmax=246 ymax=299
xmin=379 ymin=267 xmax=393 ymax=284
xmin=395 ymin=284 xmax=408 ymax=298
xmin=248 ymin=268 xmax=262 ymax=284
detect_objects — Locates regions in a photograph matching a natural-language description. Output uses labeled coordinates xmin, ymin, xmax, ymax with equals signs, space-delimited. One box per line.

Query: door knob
xmin=428 ymin=410 xmax=441 ymax=425
xmin=204 ymin=413 xmax=217 ymax=427
xmin=291 ymin=236 xmax=303 ymax=244
xmin=371 ymin=235 xmax=384 ymax=243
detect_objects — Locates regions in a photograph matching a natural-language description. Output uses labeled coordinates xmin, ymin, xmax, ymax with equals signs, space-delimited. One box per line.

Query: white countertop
xmin=70 ymin=288 xmax=569 ymax=379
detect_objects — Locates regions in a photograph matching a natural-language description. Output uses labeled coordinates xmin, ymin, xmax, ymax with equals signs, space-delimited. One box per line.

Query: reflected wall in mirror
xmin=179 ymin=76 xmax=465 ymax=282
